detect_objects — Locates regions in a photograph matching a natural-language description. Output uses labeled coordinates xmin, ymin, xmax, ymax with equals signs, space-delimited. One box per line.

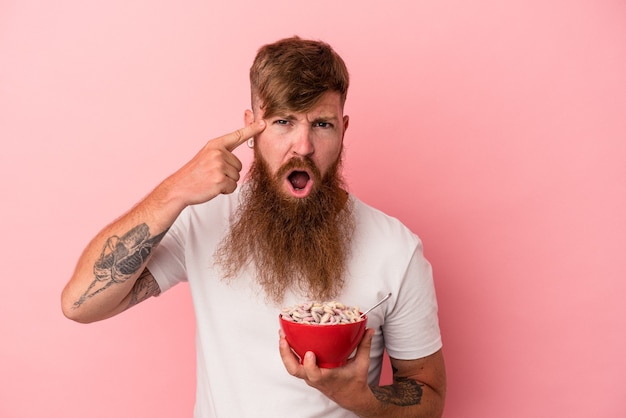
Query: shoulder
xmin=351 ymin=195 xmax=421 ymax=250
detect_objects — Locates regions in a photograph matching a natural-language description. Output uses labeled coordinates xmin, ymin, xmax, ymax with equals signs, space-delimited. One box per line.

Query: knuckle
xmin=232 ymin=129 xmax=244 ymax=144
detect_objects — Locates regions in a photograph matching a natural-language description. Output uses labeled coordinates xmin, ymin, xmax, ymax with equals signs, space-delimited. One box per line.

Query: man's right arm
xmin=60 ymin=195 xmax=179 ymax=323
xmin=61 ymin=120 xmax=266 ymax=323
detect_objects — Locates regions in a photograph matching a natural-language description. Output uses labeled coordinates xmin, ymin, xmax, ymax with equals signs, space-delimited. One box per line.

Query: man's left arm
xmin=279 ymin=328 xmax=447 ymax=417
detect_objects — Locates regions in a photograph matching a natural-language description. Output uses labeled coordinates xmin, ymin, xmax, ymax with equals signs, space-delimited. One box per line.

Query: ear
xmin=342 ymin=115 xmax=350 ymax=140
xmin=244 ymin=109 xmax=254 ymax=126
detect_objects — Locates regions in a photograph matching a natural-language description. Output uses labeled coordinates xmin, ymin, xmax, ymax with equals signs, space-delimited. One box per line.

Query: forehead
xmin=257 ymin=91 xmax=344 ymax=119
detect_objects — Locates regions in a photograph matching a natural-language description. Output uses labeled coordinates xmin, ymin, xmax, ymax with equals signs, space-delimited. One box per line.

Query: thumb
xmin=220 ymin=119 xmax=266 ymax=151
xmin=355 ymin=328 xmax=375 ymax=361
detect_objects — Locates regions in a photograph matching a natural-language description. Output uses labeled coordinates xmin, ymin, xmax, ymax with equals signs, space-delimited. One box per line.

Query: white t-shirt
xmin=148 ymin=189 xmax=442 ymax=418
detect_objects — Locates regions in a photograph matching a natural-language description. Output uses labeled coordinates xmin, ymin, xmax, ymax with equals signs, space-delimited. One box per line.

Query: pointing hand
xmin=161 ymin=119 xmax=266 ymax=207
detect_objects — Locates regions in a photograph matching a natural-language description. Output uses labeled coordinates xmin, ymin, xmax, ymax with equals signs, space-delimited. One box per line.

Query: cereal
xmin=281 ymin=301 xmax=363 ymax=325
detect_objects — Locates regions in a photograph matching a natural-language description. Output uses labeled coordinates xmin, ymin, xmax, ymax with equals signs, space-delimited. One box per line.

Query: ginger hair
xmin=249 ymin=36 xmax=350 ymax=117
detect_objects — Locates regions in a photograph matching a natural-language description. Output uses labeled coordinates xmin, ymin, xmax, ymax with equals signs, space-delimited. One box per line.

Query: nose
xmin=291 ymin=128 xmax=314 ymax=157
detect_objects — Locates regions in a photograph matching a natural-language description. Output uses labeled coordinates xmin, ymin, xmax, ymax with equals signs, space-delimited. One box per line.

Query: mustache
xmin=274 ymin=156 xmax=321 ymax=182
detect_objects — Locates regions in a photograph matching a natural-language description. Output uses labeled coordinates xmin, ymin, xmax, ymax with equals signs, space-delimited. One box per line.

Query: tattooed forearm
xmin=370 ymin=376 xmax=424 ymax=407
xmin=72 ymin=223 xmax=167 ymax=309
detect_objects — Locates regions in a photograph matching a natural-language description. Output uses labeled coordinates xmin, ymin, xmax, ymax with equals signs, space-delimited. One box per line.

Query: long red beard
xmin=214 ymin=150 xmax=354 ymax=304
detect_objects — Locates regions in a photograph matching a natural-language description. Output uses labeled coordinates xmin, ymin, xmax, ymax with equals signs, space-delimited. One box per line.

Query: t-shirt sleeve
xmin=383 ymin=239 xmax=443 ymax=360
xmin=147 ymin=209 xmax=189 ymax=293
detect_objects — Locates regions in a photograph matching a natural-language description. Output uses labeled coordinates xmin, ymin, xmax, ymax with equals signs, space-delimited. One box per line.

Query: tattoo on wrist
xmin=72 ymin=223 xmax=167 ymax=309
xmin=370 ymin=376 xmax=424 ymax=407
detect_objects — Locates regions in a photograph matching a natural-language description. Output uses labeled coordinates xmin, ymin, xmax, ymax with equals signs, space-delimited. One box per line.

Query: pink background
xmin=1 ymin=1 xmax=625 ymax=417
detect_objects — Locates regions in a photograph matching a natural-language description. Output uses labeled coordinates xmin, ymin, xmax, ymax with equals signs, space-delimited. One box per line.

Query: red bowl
xmin=279 ymin=314 xmax=367 ymax=368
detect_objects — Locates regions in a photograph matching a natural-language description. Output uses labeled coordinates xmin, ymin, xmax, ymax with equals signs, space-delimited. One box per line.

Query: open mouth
xmin=288 ymin=170 xmax=311 ymax=191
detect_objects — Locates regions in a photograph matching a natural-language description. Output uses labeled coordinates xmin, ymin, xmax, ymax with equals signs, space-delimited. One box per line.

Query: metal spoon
xmin=360 ymin=292 xmax=392 ymax=318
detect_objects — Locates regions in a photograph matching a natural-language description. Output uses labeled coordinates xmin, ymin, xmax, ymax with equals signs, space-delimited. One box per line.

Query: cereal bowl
xmin=279 ymin=302 xmax=367 ymax=368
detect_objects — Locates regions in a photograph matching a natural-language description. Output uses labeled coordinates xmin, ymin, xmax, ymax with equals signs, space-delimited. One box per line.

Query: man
xmin=62 ymin=36 xmax=446 ymax=417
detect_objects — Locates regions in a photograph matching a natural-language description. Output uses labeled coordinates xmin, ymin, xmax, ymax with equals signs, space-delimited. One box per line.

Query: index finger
xmin=220 ymin=119 xmax=266 ymax=151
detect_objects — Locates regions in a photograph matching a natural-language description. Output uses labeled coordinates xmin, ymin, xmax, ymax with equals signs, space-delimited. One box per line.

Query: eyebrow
xmin=272 ymin=113 xmax=339 ymax=124
xmin=278 ymin=114 xmax=298 ymax=122
xmin=310 ymin=115 xmax=339 ymax=123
